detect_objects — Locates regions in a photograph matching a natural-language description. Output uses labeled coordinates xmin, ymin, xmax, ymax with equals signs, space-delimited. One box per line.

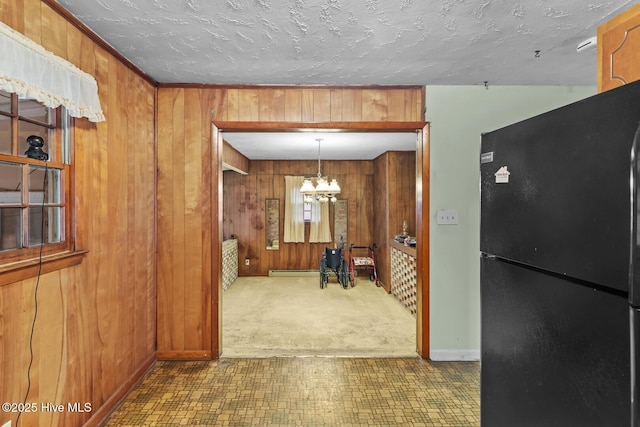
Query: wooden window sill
xmin=0 ymin=249 xmax=88 ymax=287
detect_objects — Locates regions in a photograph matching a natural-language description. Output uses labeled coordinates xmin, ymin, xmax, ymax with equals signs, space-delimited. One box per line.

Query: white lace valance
xmin=0 ymin=21 xmax=105 ymax=122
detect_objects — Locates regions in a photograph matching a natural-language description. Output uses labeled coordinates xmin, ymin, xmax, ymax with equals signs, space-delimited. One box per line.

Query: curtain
xmin=0 ymin=21 xmax=105 ymax=122
xmin=283 ymin=176 xmax=305 ymax=243
xmin=309 ymin=201 xmax=332 ymax=243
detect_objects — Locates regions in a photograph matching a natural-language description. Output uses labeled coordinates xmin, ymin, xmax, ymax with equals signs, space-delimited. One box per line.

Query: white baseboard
xmin=430 ymin=349 xmax=480 ymax=361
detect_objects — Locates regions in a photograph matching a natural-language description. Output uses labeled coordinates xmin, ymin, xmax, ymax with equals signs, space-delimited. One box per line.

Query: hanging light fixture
xmin=300 ymin=138 xmax=341 ymax=203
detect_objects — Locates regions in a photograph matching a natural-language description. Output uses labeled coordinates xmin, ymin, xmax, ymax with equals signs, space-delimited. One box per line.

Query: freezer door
xmin=481 ymin=256 xmax=630 ymax=427
xmin=481 ymin=80 xmax=640 ymax=293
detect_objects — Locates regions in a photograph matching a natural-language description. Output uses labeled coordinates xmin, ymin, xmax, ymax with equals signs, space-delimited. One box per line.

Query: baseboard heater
xmin=268 ymin=270 xmax=319 ymax=277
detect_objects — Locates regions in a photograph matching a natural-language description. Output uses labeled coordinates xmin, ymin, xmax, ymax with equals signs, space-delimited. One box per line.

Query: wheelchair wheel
xmin=340 ymin=260 xmax=349 ymax=289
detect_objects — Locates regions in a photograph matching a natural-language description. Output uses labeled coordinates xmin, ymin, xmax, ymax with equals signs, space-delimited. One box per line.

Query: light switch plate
xmin=437 ymin=209 xmax=458 ymax=225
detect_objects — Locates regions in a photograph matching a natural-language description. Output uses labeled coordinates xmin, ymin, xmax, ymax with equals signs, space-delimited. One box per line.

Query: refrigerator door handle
xmin=630 ymin=122 xmax=640 ymax=307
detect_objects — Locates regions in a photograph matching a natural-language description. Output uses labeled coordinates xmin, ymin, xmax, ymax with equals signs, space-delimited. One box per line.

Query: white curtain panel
xmin=283 ymin=176 xmax=305 ymax=243
xmin=0 ymin=21 xmax=105 ymax=122
xmin=309 ymin=200 xmax=331 ymax=243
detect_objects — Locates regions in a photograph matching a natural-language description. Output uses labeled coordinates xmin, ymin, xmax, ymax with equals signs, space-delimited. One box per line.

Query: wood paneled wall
xmin=598 ymin=3 xmax=640 ymax=92
xmin=177 ymin=86 xmax=423 ymax=123
xmin=373 ymin=151 xmax=416 ymax=292
xmin=157 ymin=86 xmax=425 ymax=359
xmin=157 ymin=89 xmax=214 ymax=359
xmin=223 ymin=160 xmax=374 ymax=276
xmin=0 ymin=1 xmax=157 ymax=426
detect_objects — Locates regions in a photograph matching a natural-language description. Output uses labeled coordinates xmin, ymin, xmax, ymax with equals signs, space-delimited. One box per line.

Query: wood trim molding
xmin=158 ymin=83 xmax=424 ymax=90
xmin=416 ymin=124 xmax=430 ymax=359
xmin=0 ymin=249 xmax=88 ymax=287
xmin=213 ymin=120 xmax=430 ymax=360
xmin=212 ymin=124 xmax=224 ymax=358
xmin=157 ymin=350 xmax=213 ymax=360
xmin=216 ymin=121 xmax=427 ymax=132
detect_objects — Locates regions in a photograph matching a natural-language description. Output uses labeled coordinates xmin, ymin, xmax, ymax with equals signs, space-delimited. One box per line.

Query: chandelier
xmin=300 ymin=138 xmax=341 ymax=203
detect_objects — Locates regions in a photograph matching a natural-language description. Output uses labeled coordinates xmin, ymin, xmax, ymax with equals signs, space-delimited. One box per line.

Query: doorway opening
xmin=211 ymin=122 xmax=430 ymax=358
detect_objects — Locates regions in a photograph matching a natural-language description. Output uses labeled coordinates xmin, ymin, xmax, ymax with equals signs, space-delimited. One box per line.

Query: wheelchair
xmin=348 ymin=243 xmax=379 ymax=287
xmin=319 ymin=247 xmax=349 ymax=289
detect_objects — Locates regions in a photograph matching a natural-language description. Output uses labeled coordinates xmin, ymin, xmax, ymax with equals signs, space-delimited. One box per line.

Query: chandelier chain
xmin=317 ymin=138 xmax=322 ymax=177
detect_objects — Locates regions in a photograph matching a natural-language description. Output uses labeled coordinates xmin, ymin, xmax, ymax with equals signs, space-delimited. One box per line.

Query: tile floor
xmin=103 ymin=358 xmax=480 ymax=426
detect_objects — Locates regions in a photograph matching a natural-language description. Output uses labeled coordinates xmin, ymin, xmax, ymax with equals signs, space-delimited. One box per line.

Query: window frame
xmin=0 ymin=91 xmax=82 ymax=283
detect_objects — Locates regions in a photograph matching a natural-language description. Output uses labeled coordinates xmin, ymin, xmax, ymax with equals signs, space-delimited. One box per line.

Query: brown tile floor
xmin=103 ymin=358 xmax=480 ymax=426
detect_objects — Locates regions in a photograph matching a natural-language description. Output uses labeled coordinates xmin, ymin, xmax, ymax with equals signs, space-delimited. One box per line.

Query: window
xmin=303 ymin=201 xmax=312 ymax=222
xmin=0 ymin=89 xmax=72 ymax=264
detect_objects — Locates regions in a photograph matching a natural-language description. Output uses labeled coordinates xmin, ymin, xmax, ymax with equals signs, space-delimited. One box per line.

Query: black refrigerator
xmin=480 ymin=79 xmax=640 ymax=427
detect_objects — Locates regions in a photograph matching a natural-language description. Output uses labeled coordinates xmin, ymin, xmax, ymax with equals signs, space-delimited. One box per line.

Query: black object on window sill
xmin=25 ymin=135 xmax=49 ymax=161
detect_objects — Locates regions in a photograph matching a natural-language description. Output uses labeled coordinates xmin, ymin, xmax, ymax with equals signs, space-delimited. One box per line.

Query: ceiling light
xmin=300 ymin=138 xmax=341 ymax=203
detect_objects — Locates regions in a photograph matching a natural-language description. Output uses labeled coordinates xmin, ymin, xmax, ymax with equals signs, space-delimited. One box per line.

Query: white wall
xmin=426 ymin=85 xmax=597 ymax=361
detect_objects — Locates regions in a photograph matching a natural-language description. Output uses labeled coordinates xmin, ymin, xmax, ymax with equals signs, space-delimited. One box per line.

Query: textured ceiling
xmin=53 ymin=0 xmax=636 ymax=160
xmin=55 ymin=0 xmax=635 ymax=86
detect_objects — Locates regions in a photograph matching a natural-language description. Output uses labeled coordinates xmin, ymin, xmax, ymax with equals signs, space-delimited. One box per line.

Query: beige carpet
xmin=222 ymin=275 xmax=417 ymax=358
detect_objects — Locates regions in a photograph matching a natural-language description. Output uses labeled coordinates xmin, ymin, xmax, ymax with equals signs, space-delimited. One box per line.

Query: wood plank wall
xmin=157 ymin=89 xmax=214 ymax=359
xmin=0 ymin=1 xmax=157 ymax=426
xmin=157 ymin=86 xmax=424 ymax=358
xmin=373 ymin=151 xmax=417 ymax=292
xmin=223 ymin=160 xmax=374 ymax=276
xmin=207 ymin=87 xmax=423 ymax=122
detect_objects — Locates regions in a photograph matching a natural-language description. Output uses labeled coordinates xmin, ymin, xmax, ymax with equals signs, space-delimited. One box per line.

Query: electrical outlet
xmin=2 ymin=420 xmax=12 ymax=427
xmin=244 ymin=258 xmax=250 ymax=266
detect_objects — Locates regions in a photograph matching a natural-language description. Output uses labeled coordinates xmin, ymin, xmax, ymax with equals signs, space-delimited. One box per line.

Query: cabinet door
xmin=598 ymin=3 xmax=640 ymax=92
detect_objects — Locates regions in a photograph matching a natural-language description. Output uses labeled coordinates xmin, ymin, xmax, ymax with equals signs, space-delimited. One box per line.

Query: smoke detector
xmin=577 ymin=36 xmax=597 ymax=53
